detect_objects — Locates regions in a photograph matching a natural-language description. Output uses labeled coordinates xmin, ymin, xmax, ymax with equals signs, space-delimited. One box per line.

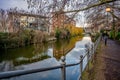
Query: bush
xmin=55 ymin=28 xmax=61 ymax=39
xmin=109 ymin=31 xmax=114 ymax=39
xmin=116 ymin=32 xmax=120 ymax=40
xmin=33 ymin=31 xmax=43 ymax=43
xmin=33 ymin=31 xmax=49 ymax=43
xmin=55 ymin=28 xmax=71 ymax=39
xmin=0 ymin=30 xmax=36 ymax=49
xmin=43 ymin=32 xmax=49 ymax=42
xmin=91 ymin=33 xmax=100 ymax=42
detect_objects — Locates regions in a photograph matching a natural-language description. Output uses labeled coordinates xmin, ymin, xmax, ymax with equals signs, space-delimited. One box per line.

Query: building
xmin=52 ymin=11 xmax=76 ymax=32
xmin=0 ymin=11 xmax=49 ymax=33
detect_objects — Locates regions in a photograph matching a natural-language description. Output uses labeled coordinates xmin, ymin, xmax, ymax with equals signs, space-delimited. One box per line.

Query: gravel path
xmin=94 ymin=39 xmax=120 ymax=80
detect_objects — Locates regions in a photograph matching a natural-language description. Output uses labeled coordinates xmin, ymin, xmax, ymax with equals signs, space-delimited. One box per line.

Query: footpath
xmin=82 ymin=39 xmax=120 ymax=80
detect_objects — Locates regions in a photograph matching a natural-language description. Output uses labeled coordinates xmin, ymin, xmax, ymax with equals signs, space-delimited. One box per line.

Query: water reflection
xmin=0 ymin=37 xmax=81 ymax=71
xmin=0 ymin=36 xmax=94 ymax=80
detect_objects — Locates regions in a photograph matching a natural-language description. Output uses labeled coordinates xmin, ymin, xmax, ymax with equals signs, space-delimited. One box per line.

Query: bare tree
xmin=0 ymin=9 xmax=8 ymax=32
xmin=0 ymin=0 xmax=119 ymax=33
xmin=25 ymin=0 xmax=119 ymax=28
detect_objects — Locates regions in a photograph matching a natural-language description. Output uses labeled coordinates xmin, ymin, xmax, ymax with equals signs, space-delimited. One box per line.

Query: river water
xmin=0 ymin=36 xmax=91 ymax=80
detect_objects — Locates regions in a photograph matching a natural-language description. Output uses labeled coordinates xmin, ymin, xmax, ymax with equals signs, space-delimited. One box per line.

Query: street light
xmin=106 ymin=6 xmax=115 ymax=39
xmin=105 ymin=7 xmax=111 ymax=30
xmin=106 ymin=7 xmax=111 ymax=12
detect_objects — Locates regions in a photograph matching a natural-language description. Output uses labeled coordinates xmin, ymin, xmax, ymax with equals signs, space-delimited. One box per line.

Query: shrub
xmin=116 ymin=32 xmax=120 ymax=40
xmin=55 ymin=28 xmax=61 ymax=39
xmin=0 ymin=30 xmax=36 ymax=49
xmin=91 ymin=33 xmax=100 ymax=42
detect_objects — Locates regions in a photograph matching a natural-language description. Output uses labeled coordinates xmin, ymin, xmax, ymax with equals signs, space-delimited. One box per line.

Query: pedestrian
xmin=104 ymin=32 xmax=108 ymax=46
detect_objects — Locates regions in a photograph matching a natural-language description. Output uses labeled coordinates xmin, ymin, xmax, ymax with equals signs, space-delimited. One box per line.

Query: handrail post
xmin=87 ymin=48 xmax=90 ymax=71
xmin=80 ymin=55 xmax=83 ymax=80
xmin=87 ymin=48 xmax=89 ymax=61
xmin=92 ymin=44 xmax=94 ymax=54
xmin=91 ymin=44 xmax=94 ymax=63
xmin=61 ymin=56 xmax=66 ymax=80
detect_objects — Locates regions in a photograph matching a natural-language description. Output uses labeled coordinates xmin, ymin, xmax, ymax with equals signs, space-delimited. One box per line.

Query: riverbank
xmin=82 ymin=39 xmax=120 ymax=80
xmin=0 ymin=30 xmax=56 ymax=49
xmin=0 ymin=28 xmax=83 ymax=49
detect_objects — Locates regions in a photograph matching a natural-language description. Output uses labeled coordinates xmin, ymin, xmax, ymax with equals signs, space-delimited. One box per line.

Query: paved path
xmin=94 ymin=39 xmax=120 ymax=80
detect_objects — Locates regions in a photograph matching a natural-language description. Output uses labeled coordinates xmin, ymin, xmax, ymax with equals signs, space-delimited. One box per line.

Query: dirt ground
xmin=93 ymin=39 xmax=120 ymax=80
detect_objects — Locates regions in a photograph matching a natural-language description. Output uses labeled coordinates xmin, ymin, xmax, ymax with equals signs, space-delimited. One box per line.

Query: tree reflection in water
xmin=0 ymin=36 xmax=82 ymax=72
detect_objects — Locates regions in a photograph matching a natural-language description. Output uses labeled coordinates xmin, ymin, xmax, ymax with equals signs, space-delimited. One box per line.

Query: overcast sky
xmin=0 ymin=0 xmax=28 ymax=10
xmin=0 ymin=0 xmax=85 ymax=27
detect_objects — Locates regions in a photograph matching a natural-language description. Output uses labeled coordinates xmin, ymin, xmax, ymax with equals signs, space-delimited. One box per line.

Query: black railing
xmin=0 ymin=35 xmax=102 ymax=80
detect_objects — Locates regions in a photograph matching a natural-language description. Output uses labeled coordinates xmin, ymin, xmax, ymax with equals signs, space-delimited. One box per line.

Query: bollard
xmin=80 ymin=55 xmax=83 ymax=80
xmin=61 ymin=56 xmax=66 ymax=80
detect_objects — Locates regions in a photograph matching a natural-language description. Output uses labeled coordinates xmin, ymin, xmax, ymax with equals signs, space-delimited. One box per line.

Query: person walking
xmin=104 ymin=32 xmax=108 ymax=46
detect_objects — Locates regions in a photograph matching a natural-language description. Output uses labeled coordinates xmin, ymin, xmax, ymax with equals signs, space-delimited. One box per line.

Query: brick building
xmin=51 ymin=12 xmax=76 ymax=32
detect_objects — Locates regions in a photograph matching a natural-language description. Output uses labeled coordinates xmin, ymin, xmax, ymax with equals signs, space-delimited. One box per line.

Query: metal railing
xmin=0 ymin=35 xmax=101 ymax=80
xmin=94 ymin=34 xmax=102 ymax=51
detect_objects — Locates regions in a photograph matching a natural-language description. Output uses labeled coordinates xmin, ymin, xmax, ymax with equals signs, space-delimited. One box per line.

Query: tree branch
xmin=109 ymin=11 xmax=120 ymax=20
xmin=63 ymin=0 xmax=118 ymax=13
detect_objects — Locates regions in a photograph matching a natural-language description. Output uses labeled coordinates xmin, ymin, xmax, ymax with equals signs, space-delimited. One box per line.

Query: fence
xmin=0 ymin=35 xmax=102 ymax=80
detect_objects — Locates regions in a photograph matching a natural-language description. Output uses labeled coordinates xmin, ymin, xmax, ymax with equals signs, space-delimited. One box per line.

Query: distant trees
xmin=83 ymin=0 xmax=120 ymax=31
xmin=55 ymin=26 xmax=83 ymax=39
xmin=0 ymin=0 xmax=118 ymax=34
xmin=25 ymin=0 xmax=119 ymax=31
xmin=0 ymin=9 xmax=8 ymax=32
xmin=0 ymin=0 xmax=119 ymax=33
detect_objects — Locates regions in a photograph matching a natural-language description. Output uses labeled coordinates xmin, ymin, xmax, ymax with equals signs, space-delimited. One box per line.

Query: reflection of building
xmin=53 ymin=49 xmax=64 ymax=60
xmin=52 ymin=12 xmax=76 ymax=32
xmin=53 ymin=46 xmax=74 ymax=60
xmin=7 ymin=12 xmax=49 ymax=32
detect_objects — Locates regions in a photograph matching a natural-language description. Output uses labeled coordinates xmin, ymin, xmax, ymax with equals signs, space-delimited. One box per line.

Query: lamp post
xmin=106 ymin=7 xmax=111 ymax=12
xmin=106 ymin=5 xmax=115 ymax=39
xmin=105 ymin=7 xmax=111 ymax=30
xmin=112 ymin=2 xmax=115 ymax=40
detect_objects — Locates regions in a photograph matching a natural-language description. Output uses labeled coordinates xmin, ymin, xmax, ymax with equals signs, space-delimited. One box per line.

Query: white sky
xmin=0 ymin=0 xmax=28 ymax=10
xmin=0 ymin=0 xmax=85 ymax=27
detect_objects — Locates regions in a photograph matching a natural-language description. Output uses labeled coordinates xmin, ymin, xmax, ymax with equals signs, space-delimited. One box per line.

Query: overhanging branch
xmin=109 ymin=12 xmax=120 ymax=20
xmin=63 ymin=0 xmax=118 ymax=13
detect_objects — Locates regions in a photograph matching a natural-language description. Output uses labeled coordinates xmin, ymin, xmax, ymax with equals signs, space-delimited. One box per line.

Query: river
xmin=0 ymin=36 xmax=91 ymax=80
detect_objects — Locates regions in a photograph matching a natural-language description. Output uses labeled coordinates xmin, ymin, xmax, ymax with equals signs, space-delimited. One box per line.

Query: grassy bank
xmin=82 ymin=39 xmax=102 ymax=80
